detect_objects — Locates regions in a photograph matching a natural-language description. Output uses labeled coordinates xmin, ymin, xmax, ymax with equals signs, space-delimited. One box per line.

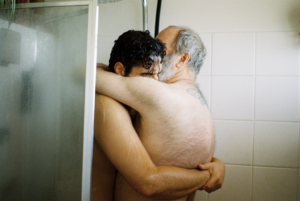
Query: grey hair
xmin=172 ymin=27 xmax=206 ymax=76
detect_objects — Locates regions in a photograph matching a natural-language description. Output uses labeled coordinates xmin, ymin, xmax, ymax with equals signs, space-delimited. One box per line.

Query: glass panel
xmin=0 ymin=5 xmax=88 ymax=201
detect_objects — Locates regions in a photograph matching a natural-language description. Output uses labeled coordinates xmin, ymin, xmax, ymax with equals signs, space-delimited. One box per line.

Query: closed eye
xmin=141 ymin=73 xmax=154 ymax=76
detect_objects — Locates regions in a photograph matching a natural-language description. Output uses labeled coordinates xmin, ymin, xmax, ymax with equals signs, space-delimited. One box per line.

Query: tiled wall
xmin=97 ymin=0 xmax=300 ymax=200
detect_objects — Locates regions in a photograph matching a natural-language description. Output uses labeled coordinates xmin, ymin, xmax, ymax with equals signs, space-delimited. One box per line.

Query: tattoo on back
xmin=186 ymin=88 xmax=207 ymax=106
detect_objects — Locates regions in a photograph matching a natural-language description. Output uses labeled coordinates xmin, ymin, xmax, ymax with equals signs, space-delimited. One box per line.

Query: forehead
xmin=156 ymin=27 xmax=182 ymax=55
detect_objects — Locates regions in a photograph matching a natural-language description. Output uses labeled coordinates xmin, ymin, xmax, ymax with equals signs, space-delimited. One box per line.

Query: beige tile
xmin=211 ymin=76 xmax=254 ymax=120
xmin=208 ymin=165 xmax=252 ymax=201
xmin=212 ymin=33 xmax=255 ymax=76
xmin=159 ymin=0 xmax=300 ymax=32
xmin=198 ymin=33 xmax=212 ymax=76
xmin=255 ymin=77 xmax=299 ymax=121
xmin=195 ymin=76 xmax=211 ymax=109
xmin=254 ymin=122 xmax=299 ymax=168
xmin=256 ymin=32 xmax=299 ymax=76
xmin=253 ymin=167 xmax=298 ymax=201
xmin=194 ymin=190 xmax=207 ymax=201
xmin=213 ymin=120 xmax=253 ymax=165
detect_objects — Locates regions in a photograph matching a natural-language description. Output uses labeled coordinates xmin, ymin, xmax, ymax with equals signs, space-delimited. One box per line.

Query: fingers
xmin=201 ymin=176 xmax=223 ymax=193
xmin=198 ymin=163 xmax=212 ymax=170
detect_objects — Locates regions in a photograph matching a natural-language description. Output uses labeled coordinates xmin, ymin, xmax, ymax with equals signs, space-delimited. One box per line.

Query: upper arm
xmin=95 ymin=68 xmax=170 ymax=113
xmin=94 ymin=93 xmax=156 ymax=189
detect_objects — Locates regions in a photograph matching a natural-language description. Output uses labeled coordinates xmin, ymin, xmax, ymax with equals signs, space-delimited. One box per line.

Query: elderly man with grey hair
xmin=95 ymin=26 xmax=224 ymax=201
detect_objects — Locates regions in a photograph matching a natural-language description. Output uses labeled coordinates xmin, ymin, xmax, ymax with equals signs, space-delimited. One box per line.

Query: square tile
xmin=159 ymin=0 xmax=300 ymax=33
xmin=212 ymin=33 xmax=255 ymax=75
xmin=97 ymin=36 xmax=118 ymax=65
xmin=253 ymin=167 xmax=298 ymax=201
xmin=256 ymin=32 xmax=299 ymax=76
xmin=198 ymin=33 xmax=212 ymax=76
xmin=211 ymin=76 xmax=254 ymax=120
xmin=194 ymin=190 xmax=207 ymax=201
xmin=195 ymin=76 xmax=211 ymax=109
xmin=255 ymin=77 xmax=299 ymax=121
xmin=98 ymin=0 xmax=143 ymax=36
xmin=208 ymin=165 xmax=252 ymax=201
xmin=213 ymin=120 xmax=253 ymax=165
xmin=254 ymin=122 xmax=299 ymax=168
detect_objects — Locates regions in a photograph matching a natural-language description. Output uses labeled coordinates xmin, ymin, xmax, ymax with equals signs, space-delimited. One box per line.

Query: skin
xmin=156 ymin=27 xmax=225 ymax=192
xmin=94 ymin=27 xmax=225 ymax=201
xmin=92 ymin=63 xmax=210 ymax=201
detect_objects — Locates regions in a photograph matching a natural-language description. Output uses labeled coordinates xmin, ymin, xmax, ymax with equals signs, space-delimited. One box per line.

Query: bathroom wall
xmin=97 ymin=0 xmax=300 ymax=200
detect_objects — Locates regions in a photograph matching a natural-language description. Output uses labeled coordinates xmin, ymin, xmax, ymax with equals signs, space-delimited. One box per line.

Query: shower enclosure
xmin=0 ymin=1 xmax=98 ymax=200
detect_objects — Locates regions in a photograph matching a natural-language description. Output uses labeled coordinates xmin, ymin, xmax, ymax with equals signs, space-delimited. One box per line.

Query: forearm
xmin=131 ymin=166 xmax=210 ymax=199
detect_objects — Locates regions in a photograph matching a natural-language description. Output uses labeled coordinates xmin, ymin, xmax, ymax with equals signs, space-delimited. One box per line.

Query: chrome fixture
xmin=141 ymin=0 xmax=148 ymax=31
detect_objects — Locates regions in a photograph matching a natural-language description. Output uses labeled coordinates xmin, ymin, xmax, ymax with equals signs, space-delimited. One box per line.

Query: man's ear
xmin=114 ymin=62 xmax=125 ymax=76
xmin=175 ymin=53 xmax=190 ymax=69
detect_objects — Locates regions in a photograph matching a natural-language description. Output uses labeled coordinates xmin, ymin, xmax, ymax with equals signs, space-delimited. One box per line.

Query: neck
xmin=165 ymin=66 xmax=195 ymax=84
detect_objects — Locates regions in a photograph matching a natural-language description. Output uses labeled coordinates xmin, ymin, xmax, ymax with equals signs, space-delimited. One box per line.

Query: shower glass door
xmin=0 ymin=1 xmax=97 ymax=201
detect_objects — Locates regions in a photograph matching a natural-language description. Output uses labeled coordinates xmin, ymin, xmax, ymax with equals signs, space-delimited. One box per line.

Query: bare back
xmin=114 ymin=81 xmax=215 ymax=201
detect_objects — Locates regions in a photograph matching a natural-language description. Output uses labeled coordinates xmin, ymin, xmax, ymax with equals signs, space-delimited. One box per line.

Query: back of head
xmin=108 ymin=30 xmax=166 ymax=75
xmin=171 ymin=27 xmax=206 ymax=76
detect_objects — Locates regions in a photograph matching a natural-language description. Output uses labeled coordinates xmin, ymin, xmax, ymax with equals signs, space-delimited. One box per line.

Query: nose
xmin=152 ymin=74 xmax=158 ymax=80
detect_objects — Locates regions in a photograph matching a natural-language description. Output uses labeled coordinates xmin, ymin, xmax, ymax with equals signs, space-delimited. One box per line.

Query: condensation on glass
xmin=0 ymin=5 xmax=88 ymax=201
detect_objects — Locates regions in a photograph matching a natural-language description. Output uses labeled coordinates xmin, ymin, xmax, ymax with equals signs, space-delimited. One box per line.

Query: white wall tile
xmin=198 ymin=33 xmax=212 ymax=76
xmin=255 ymin=77 xmax=299 ymax=121
xmin=208 ymin=165 xmax=252 ymax=201
xmin=211 ymin=77 xmax=254 ymax=120
xmin=213 ymin=121 xmax=253 ymax=165
xmin=98 ymin=0 xmax=142 ymax=36
xmin=98 ymin=0 xmax=157 ymax=36
xmin=254 ymin=122 xmax=299 ymax=168
xmin=253 ymin=167 xmax=298 ymax=201
xmin=159 ymin=0 xmax=300 ymax=33
xmin=194 ymin=191 xmax=207 ymax=201
xmin=195 ymin=76 xmax=211 ymax=109
xmin=256 ymin=32 xmax=299 ymax=76
xmin=212 ymin=33 xmax=254 ymax=76
xmin=97 ymin=36 xmax=118 ymax=64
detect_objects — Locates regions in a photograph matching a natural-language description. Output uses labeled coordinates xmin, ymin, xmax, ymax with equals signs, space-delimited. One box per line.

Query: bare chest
xmin=134 ymin=104 xmax=214 ymax=168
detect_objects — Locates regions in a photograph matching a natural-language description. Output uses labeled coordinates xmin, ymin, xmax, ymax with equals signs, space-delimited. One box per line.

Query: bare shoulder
xmin=124 ymin=77 xmax=174 ymax=109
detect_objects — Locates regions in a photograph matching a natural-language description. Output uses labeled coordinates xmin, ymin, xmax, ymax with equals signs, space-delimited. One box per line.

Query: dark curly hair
xmin=108 ymin=30 xmax=166 ymax=76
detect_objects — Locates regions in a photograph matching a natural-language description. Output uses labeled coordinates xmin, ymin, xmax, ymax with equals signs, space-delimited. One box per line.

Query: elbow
xmin=132 ymin=176 xmax=161 ymax=198
xmin=139 ymin=186 xmax=157 ymax=198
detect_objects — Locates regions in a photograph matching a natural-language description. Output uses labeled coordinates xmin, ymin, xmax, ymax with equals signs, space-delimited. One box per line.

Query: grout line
xmin=255 ymin=75 xmax=299 ymax=77
xmin=297 ymin=48 xmax=300 ymax=201
xmin=202 ymin=75 xmax=299 ymax=77
xmin=251 ymin=32 xmax=256 ymax=201
xmin=209 ymin=33 xmax=213 ymax=111
xmin=225 ymin=163 xmax=299 ymax=169
xmin=197 ymin=30 xmax=298 ymax=34
xmin=213 ymin=119 xmax=253 ymax=122
xmin=208 ymin=33 xmax=213 ymax=201
xmin=212 ymin=119 xmax=299 ymax=123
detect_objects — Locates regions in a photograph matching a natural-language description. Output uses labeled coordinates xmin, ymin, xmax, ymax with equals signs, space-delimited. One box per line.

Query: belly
xmin=141 ymin=129 xmax=213 ymax=169
xmin=114 ymin=173 xmax=188 ymax=201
